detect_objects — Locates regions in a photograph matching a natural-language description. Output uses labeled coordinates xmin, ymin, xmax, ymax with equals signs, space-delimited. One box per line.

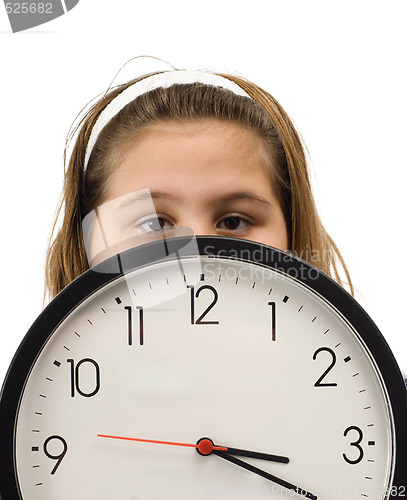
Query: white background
xmin=0 ymin=1 xmax=406 ymax=384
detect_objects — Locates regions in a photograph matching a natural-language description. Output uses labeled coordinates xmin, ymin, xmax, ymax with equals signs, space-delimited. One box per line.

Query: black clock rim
xmin=1 ymin=236 xmax=406 ymax=497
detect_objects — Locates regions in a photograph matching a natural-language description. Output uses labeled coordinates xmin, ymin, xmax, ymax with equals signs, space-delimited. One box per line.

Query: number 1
xmin=268 ymin=302 xmax=276 ymax=341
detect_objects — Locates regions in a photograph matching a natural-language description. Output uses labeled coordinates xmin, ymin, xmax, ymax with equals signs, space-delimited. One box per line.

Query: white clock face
xmin=14 ymin=255 xmax=394 ymax=500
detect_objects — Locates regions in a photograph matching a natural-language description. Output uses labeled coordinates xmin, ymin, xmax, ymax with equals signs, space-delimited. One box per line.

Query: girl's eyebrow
xmin=117 ymin=190 xmax=172 ymax=209
xmin=117 ymin=190 xmax=272 ymax=210
xmin=220 ymin=192 xmax=272 ymax=206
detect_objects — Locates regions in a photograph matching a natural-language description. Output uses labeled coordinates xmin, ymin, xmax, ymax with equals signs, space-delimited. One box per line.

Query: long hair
xmin=45 ymin=71 xmax=353 ymax=300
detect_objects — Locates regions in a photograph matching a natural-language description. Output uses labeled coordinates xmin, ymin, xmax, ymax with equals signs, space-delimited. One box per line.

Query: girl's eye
xmin=217 ymin=216 xmax=251 ymax=232
xmin=137 ymin=217 xmax=174 ymax=232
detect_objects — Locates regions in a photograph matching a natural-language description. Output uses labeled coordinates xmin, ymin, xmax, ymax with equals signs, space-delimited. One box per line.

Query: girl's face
xmin=103 ymin=120 xmax=289 ymax=252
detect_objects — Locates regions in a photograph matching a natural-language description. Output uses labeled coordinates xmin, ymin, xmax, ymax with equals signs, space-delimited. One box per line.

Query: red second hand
xmin=97 ymin=434 xmax=227 ymax=455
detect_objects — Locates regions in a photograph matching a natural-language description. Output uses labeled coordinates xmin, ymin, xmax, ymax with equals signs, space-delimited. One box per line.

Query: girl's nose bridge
xmin=178 ymin=214 xmax=217 ymax=236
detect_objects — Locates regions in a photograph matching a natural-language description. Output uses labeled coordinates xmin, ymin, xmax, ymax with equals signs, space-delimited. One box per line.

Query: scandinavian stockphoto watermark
xmin=3 ymin=0 xmax=79 ymax=32
xmin=203 ymin=244 xmax=327 ymax=283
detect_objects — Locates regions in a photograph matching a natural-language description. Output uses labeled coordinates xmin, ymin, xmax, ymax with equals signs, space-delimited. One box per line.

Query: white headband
xmin=83 ymin=70 xmax=252 ymax=171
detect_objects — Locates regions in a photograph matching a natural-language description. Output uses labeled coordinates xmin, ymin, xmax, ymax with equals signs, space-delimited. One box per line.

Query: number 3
xmin=343 ymin=425 xmax=364 ymax=465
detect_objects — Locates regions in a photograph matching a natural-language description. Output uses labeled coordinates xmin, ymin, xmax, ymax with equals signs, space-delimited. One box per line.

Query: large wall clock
xmin=0 ymin=236 xmax=406 ymax=499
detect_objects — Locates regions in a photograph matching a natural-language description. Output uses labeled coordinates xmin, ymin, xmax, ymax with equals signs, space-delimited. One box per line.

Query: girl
xmin=45 ymin=67 xmax=353 ymax=300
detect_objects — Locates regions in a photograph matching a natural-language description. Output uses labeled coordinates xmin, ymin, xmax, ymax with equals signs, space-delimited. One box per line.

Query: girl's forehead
xmin=105 ymin=120 xmax=273 ymax=201
xmin=120 ymin=119 xmax=266 ymax=154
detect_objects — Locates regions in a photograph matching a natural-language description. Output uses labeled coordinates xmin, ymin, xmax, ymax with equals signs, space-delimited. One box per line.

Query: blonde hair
xmin=45 ymin=71 xmax=353 ymax=300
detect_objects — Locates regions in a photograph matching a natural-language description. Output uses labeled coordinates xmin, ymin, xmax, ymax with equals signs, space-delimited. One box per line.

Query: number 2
xmin=313 ymin=347 xmax=337 ymax=387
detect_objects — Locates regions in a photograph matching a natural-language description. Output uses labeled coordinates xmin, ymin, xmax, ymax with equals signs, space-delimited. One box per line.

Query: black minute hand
xmin=212 ymin=450 xmax=317 ymax=500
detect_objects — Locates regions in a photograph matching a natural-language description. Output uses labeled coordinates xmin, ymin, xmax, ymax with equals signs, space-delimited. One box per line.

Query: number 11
xmin=124 ymin=306 xmax=144 ymax=346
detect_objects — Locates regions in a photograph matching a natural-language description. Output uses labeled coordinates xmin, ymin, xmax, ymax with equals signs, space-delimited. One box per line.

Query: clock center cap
xmin=196 ymin=437 xmax=214 ymax=456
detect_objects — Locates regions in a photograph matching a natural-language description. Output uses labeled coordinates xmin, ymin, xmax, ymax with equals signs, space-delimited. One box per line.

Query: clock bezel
xmin=0 ymin=236 xmax=406 ymax=498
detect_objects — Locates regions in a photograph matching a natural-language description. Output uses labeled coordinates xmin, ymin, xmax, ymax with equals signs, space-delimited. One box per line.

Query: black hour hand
xmin=196 ymin=437 xmax=289 ymax=464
